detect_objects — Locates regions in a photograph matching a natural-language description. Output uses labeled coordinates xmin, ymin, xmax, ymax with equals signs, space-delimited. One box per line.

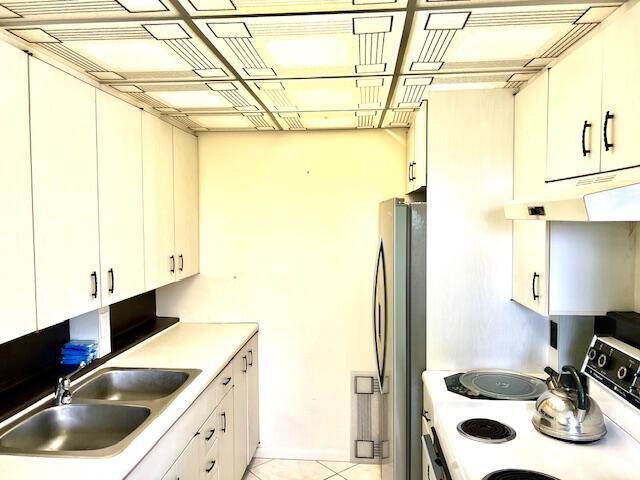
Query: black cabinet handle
xmin=205 ymin=460 xmax=216 ymax=473
xmin=170 ymin=255 xmax=175 ymax=274
xmin=222 ymin=377 xmax=231 ymax=386
xmin=108 ymin=268 xmax=115 ymax=294
xmin=581 ymin=121 xmax=591 ymax=157
xmin=205 ymin=428 xmax=215 ymax=441
xmin=248 ymin=349 xmax=253 ymax=366
xmin=179 ymin=254 xmax=184 ymax=272
xmin=221 ymin=412 xmax=227 ymax=432
xmin=91 ymin=271 xmax=98 ymax=298
xmin=242 ymin=355 xmax=248 ymax=373
xmin=532 ymin=272 xmax=540 ymax=301
xmin=604 ymin=111 xmax=614 ymax=151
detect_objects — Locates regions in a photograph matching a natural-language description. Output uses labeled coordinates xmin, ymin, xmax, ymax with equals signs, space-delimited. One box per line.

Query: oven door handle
xmin=422 ymin=434 xmax=447 ymax=480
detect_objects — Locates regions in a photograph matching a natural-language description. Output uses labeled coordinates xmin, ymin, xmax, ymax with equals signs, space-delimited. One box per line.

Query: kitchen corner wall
xmin=156 ymin=129 xmax=405 ymax=461
xmin=425 ymin=89 xmax=548 ymax=372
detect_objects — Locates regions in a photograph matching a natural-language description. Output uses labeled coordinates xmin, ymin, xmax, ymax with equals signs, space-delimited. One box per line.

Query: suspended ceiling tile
xmin=194 ymin=11 xmax=405 ymax=80
xmin=5 ymin=20 xmax=231 ymax=81
xmin=402 ymin=4 xmax=621 ymax=75
xmin=0 ymin=0 xmax=177 ymax=23
xmin=178 ymin=0 xmax=407 ymax=17
xmin=247 ymin=76 xmax=391 ymax=112
xmin=274 ymin=110 xmax=382 ymax=130
xmin=381 ymin=108 xmax=414 ymax=128
xmin=171 ymin=111 xmax=278 ymax=130
xmin=110 ymin=80 xmax=261 ymax=113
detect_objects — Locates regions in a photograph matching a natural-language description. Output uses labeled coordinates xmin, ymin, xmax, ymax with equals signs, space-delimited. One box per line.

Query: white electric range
xmin=421 ymin=336 xmax=640 ymax=480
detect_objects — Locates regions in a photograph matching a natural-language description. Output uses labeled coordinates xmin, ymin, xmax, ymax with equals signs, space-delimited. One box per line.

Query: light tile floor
xmin=243 ymin=458 xmax=380 ymax=480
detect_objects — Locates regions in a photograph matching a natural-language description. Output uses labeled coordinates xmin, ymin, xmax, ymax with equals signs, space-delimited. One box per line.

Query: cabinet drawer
xmin=202 ymin=439 xmax=219 ymax=480
xmin=200 ymin=406 xmax=220 ymax=455
xmin=215 ymin=363 xmax=233 ymax=401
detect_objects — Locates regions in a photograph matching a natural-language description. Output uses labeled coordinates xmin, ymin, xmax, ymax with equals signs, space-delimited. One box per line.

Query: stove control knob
xmin=597 ymin=353 xmax=611 ymax=369
xmin=617 ymin=366 xmax=631 ymax=381
xmin=588 ymin=348 xmax=598 ymax=361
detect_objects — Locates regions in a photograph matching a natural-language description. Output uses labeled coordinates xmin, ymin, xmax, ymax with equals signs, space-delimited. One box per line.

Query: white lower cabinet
xmin=162 ymin=435 xmax=200 ymax=480
xmin=130 ymin=336 xmax=258 ymax=480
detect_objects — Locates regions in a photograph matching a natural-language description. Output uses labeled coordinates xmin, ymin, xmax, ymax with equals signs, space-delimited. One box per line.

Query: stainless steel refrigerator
xmin=373 ymin=198 xmax=426 ymax=480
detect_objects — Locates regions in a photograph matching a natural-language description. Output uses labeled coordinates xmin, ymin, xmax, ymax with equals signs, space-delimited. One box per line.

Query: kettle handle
xmin=562 ymin=365 xmax=587 ymax=412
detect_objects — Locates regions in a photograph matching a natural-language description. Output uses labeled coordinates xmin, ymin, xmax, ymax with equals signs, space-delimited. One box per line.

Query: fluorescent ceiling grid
xmin=0 ymin=0 xmax=623 ymax=131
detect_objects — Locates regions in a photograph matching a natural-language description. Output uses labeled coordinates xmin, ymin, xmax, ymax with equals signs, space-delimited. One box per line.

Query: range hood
xmin=504 ymin=176 xmax=640 ymax=221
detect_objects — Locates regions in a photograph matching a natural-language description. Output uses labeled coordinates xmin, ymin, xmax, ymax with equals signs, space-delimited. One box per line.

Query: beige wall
xmin=157 ymin=129 xmax=406 ymax=461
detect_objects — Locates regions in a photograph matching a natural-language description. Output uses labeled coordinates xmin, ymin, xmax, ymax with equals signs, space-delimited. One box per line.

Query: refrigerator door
xmin=377 ymin=199 xmax=408 ymax=480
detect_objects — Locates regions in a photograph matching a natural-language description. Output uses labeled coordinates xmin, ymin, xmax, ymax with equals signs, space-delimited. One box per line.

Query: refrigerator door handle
xmin=372 ymin=239 xmax=387 ymax=391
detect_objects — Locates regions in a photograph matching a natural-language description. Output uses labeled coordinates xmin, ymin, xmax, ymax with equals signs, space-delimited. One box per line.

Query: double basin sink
xmin=0 ymin=367 xmax=201 ymax=457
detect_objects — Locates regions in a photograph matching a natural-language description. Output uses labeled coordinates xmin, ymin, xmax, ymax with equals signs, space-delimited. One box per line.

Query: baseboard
xmin=255 ymin=446 xmax=350 ymax=462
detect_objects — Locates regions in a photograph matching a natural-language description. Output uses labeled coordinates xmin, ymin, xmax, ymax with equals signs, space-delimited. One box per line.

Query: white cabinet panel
xmin=600 ymin=3 xmax=640 ymax=172
xmin=0 ymin=42 xmax=36 ymax=343
xmin=406 ymin=120 xmax=416 ymax=193
xmin=218 ymin=390 xmax=235 ymax=480
xmin=233 ymin=349 xmax=248 ymax=480
xmin=246 ymin=334 xmax=259 ymax=463
xmin=406 ymin=103 xmax=427 ymax=194
xmin=96 ymin=90 xmax=145 ymax=305
xmin=173 ymin=127 xmax=199 ymax=281
xmin=30 ymin=58 xmax=100 ymax=328
xmin=547 ymin=34 xmax=602 ymax=181
xmin=162 ymin=434 xmax=200 ymax=480
xmin=512 ymin=221 xmax=549 ymax=317
xmin=143 ymin=112 xmax=175 ymax=291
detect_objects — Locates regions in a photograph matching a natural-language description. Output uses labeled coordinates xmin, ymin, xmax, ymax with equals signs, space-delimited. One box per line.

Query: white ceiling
xmin=0 ymin=0 xmax=622 ymax=131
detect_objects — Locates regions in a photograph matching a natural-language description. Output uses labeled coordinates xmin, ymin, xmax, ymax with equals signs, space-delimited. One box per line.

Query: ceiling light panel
xmin=249 ymin=77 xmax=391 ymax=112
xmin=0 ymin=0 xmax=176 ymax=23
xmin=174 ymin=112 xmax=278 ymax=131
xmin=402 ymin=4 xmax=620 ymax=76
xmin=112 ymin=80 xmax=261 ymax=113
xmin=194 ymin=12 xmax=405 ymax=79
xmin=274 ymin=110 xmax=382 ymax=130
xmin=177 ymin=0 xmax=407 ymax=17
xmin=5 ymin=21 xmax=230 ymax=82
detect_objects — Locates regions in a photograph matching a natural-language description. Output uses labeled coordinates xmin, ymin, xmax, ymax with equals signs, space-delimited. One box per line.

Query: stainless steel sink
xmin=0 ymin=404 xmax=150 ymax=453
xmin=0 ymin=367 xmax=201 ymax=457
xmin=73 ymin=368 xmax=191 ymax=401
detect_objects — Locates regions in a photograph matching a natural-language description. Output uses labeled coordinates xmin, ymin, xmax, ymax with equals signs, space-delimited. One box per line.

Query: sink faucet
xmin=54 ymin=362 xmax=86 ymax=406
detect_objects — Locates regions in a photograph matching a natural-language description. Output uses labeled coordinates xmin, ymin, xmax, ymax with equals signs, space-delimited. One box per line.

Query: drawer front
xmin=215 ymin=363 xmax=233 ymax=400
xmin=200 ymin=406 xmax=220 ymax=457
xmin=203 ymin=439 xmax=219 ymax=480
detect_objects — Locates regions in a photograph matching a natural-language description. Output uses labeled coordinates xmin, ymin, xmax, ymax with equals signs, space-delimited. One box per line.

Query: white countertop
xmin=0 ymin=322 xmax=258 ymax=480
xmin=423 ymin=370 xmax=640 ymax=480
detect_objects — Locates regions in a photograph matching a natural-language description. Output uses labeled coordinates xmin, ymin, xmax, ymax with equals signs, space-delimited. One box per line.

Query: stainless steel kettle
xmin=532 ymin=365 xmax=607 ymax=443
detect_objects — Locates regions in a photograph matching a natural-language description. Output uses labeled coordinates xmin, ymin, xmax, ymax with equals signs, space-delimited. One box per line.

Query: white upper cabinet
xmin=30 ymin=58 xmax=101 ymax=329
xmin=600 ymin=3 xmax=640 ymax=173
xmin=143 ymin=112 xmax=175 ymax=291
xmin=173 ymin=127 xmax=199 ymax=281
xmin=547 ymin=34 xmax=602 ymax=181
xmin=0 ymin=43 xmax=37 ymax=343
xmin=96 ymin=91 xmax=145 ymax=305
xmin=406 ymin=102 xmax=427 ymax=194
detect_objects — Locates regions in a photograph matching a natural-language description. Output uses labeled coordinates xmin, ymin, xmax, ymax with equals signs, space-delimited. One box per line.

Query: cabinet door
xmin=30 ymin=58 xmax=101 ymax=328
xmin=412 ymin=102 xmax=427 ymax=191
xmin=246 ymin=335 xmax=259 ymax=463
xmin=512 ymin=221 xmax=549 ymax=316
xmin=0 ymin=43 xmax=37 ymax=343
xmin=143 ymin=112 xmax=175 ymax=290
xmin=96 ymin=90 xmax=145 ymax=305
xmin=218 ymin=390 xmax=235 ymax=480
xmin=600 ymin=3 xmax=640 ymax=172
xmin=162 ymin=434 xmax=200 ymax=480
xmin=514 ymin=71 xmax=548 ymax=199
xmin=547 ymin=34 xmax=602 ymax=181
xmin=173 ymin=127 xmax=199 ymax=280
xmin=232 ymin=350 xmax=248 ymax=480
xmin=406 ymin=122 xmax=416 ymax=193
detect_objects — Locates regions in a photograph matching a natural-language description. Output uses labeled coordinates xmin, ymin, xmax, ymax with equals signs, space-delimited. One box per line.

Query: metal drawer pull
xmin=604 ymin=111 xmax=614 ymax=151
xmin=581 ymin=120 xmax=591 ymax=157
xmin=170 ymin=255 xmax=175 ymax=273
xmin=108 ymin=268 xmax=115 ymax=294
xmin=91 ymin=271 xmax=98 ymax=298
xmin=205 ymin=460 xmax=216 ymax=473
xmin=179 ymin=254 xmax=184 ymax=272
xmin=222 ymin=377 xmax=231 ymax=386
xmin=205 ymin=428 xmax=215 ymax=440
xmin=248 ymin=349 xmax=253 ymax=366
xmin=532 ymin=272 xmax=540 ymax=301
xmin=221 ymin=412 xmax=227 ymax=432
xmin=242 ymin=355 xmax=248 ymax=373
